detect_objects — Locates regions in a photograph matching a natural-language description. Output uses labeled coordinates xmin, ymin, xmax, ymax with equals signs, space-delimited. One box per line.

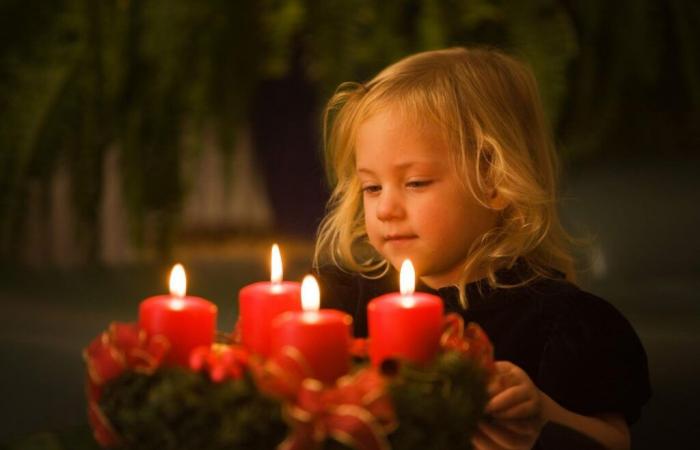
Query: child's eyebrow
xmin=356 ymin=161 xmax=439 ymax=175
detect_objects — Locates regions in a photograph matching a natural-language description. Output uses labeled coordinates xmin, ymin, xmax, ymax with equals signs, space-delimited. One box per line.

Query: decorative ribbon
xmin=252 ymin=345 xmax=315 ymax=401
xmin=82 ymin=316 xmax=493 ymax=449
xmin=83 ymin=322 xmax=170 ymax=447
xmin=440 ymin=313 xmax=495 ymax=372
xmin=278 ymin=368 xmax=397 ymax=450
xmin=189 ymin=343 xmax=250 ymax=382
xmin=84 ymin=322 xmax=168 ymax=387
xmin=245 ymin=342 xmax=395 ymax=450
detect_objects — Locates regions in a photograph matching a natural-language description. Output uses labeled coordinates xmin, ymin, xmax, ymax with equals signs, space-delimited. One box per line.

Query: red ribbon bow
xmin=440 ymin=313 xmax=495 ymax=372
xmin=279 ymin=368 xmax=396 ymax=450
xmin=83 ymin=322 xmax=170 ymax=447
xmin=189 ymin=343 xmax=250 ymax=382
xmin=247 ymin=346 xmax=312 ymax=401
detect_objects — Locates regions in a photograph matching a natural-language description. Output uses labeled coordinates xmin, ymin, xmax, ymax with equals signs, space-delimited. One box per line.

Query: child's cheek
xmin=362 ymin=215 xmax=379 ymax=250
xmin=367 ymin=232 xmax=383 ymax=255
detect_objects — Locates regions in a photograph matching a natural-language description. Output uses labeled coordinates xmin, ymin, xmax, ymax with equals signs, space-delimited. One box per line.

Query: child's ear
xmin=487 ymin=188 xmax=509 ymax=210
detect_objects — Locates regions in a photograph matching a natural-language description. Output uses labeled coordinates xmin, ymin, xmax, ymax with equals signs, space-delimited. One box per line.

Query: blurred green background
xmin=1 ymin=0 xmax=698 ymax=262
xmin=1 ymin=0 xmax=699 ymax=449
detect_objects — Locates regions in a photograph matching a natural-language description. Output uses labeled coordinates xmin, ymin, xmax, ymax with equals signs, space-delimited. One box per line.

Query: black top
xmin=315 ymin=264 xmax=651 ymax=427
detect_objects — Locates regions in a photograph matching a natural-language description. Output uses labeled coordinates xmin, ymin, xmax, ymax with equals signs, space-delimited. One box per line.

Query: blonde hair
xmin=314 ymin=46 xmax=575 ymax=307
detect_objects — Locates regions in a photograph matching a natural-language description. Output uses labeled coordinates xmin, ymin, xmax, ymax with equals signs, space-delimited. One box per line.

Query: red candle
xmin=238 ymin=244 xmax=302 ymax=357
xmin=368 ymin=260 xmax=444 ymax=366
xmin=271 ymin=275 xmax=353 ymax=384
xmin=139 ymin=264 xmax=217 ymax=366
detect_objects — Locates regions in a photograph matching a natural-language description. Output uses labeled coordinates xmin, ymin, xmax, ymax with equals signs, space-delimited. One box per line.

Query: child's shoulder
xmin=506 ymin=274 xmax=646 ymax=362
xmin=527 ymin=276 xmax=636 ymax=336
xmin=528 ymin=277 xmax=651 ymax=423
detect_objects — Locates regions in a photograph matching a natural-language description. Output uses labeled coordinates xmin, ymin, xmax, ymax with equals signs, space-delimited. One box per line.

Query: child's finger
xmin=491 ymin=398 xmax=539 ymax=420
xmin=492 ymin=362 xmax=518 ymax=382
xmin=471 ymin=429 xmax=488 ymax=450
xmin=488 ymin=362 xmax=519 ymax=396
xmin=485 ymin=384 xmax=530 ymax=414
xmin=493 ymin=360 xmax=517 ymax=373
xmin=497 ymin=418 xmax=541 ymax=437
xmin=472 ymin=426 xmax=506 ymax=450
xmin=487 ymin=377 xmax=505 ymax=396
xmin=478 ymin=420 xmax=530 ymax=449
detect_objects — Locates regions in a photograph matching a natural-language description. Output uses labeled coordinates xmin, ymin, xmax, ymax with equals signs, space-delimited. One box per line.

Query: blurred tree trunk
xmin=251 ymin=47 xmax=327 ymax=239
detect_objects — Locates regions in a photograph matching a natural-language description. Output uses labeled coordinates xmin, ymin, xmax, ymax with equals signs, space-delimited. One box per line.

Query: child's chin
xmin=388 ymin=255 xmax=418 ymax=272
xmin=382 ymin=256 xmax=401 ymax=271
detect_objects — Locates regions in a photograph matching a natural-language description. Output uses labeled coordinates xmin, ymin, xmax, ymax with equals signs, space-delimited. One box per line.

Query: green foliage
xmin=98 ymin=352 xmax=489 ymax=450
xmin=387 ymin=351 xmax=490 ymax=450
xmin=297 ymin=0 xmax=578 ymax=111
xmin=1 ymin=0 xmax=698 ymax=263
xmin=301 ymin=0 xmax=410 ymax=98
xmin=316 ymin=351 xmax=491 ymax=450
xmin=559 ymin=0 xmax=700 ymax=159
xmin=0 ymin=0 xmax=89 ymax=257
xmin=501 ymin=1 xmax=578 ymax=123
xmin=100 ymin=368 xmax=287 ymax=450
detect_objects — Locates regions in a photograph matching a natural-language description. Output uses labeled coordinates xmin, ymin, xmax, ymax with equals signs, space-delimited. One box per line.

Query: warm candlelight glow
xmin=271 ymin=244 xmax=283 ymax=283
xmin=399 ymin=259 xmax=415 ymax=296
xmin=301 ymin=275 xmax=320 ymax=311
xmin=169 ymin=264 xmax=187 ymax=298
xmin=169 ymin=299 xmax=185 ymax=310
xmin=400 ymin=297 xmax=416 ymax=308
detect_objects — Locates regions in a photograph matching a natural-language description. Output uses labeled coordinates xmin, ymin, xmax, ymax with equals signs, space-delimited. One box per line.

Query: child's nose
xmin=376 ymin=189 xmax=405 ymax=221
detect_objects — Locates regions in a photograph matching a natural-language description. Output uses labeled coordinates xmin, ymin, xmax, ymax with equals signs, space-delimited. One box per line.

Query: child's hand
xmin=475 ymin=361 xmax=546 ymax=449
xmin=472 ymin=417 xmax=541 ymax=450
xmin=485 ymin=361 xmax=546 ymax=423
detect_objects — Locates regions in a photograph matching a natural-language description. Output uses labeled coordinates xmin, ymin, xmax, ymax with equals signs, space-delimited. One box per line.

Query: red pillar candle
xmin=139 ymin=264 xmax=217 ymax=366
xmin=368 ymin=260 xmax=444 ymax=366
xmin=271 ymin=275 xmax=353 ymax=384
xmin=238 ymin=244 xmax=302 ymax=357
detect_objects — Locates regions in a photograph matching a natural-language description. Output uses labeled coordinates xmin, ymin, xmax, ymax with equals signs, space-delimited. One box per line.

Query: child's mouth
xmin=384 ymin=234 xmax=418 ymax=244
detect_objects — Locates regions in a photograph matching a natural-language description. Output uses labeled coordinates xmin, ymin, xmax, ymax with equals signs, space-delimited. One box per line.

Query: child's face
xmin=355 ymin=108 xmax=500 ymax=288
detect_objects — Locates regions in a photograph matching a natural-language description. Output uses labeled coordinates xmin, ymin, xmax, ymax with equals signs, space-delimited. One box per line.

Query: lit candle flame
xmin=399 ymin=259 xmax=415 ymax=296
xmin=301 ymin=275 xmax=320 ymax=312
xmin=271 ymin=244 xmax=283 ymax=283
xmin=169 ymin=263 xmax=187 ymax=298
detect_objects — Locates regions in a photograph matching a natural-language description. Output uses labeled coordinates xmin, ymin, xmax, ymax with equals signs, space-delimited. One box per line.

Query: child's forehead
xmin=356 ymin=102 xmax=441 ymax=137
xmin=354 ymin=111 xmax=456 ymax=170
xmin=345 ymin=92 xmax=463 ymax=175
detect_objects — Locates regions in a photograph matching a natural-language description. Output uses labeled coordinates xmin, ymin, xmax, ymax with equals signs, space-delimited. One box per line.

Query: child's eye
xmin=406 ymin=180 xmax=432 ymax=189
xmin=362 ymin=184 xmax=381 ymax=194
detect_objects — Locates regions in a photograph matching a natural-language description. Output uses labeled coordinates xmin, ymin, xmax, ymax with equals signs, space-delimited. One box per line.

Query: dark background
xmin=1 ymin=1 xmax=699 ymax=448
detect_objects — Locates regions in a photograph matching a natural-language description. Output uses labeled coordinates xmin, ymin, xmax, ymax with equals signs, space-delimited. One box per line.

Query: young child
xmin=313 ymin=47 xmax=650 ymax=450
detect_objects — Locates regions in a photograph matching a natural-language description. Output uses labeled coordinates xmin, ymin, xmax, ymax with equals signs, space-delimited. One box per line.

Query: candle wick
xmin=271 ymin=281 xmax=283 ymax=293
